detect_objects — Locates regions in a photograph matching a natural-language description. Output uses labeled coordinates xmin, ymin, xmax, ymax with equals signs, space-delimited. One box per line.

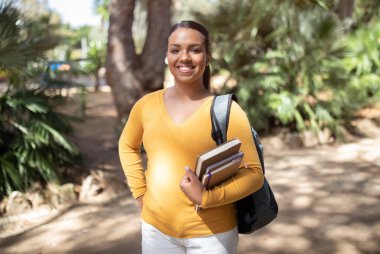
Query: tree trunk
xmin=336 ymin=0 xmax=355 ymax=20
xmin=94 ymin=70 xmax=100 ymax=92
xmin=106 ymin=0 xmax=171 ymax=120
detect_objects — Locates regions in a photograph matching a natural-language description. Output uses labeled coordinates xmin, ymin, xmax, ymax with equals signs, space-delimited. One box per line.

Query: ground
xmin=0 ymin=90 xmax=379 ymax=254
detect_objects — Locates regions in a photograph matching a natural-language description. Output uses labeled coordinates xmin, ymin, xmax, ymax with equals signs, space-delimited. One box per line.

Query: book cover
xmin=205 ymin=152 xmax=244 ymax=174
xmin=195 ymin=138 xmax=242 ymax=179
xmin=201 ymin=155 xmax=243 ymax=189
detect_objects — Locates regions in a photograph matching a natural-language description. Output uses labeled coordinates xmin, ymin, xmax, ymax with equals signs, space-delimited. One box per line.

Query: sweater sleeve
xmin=200 ymin=101 xmax=264 ymax=208
xmin=118 ymin=99 xmax=146 ymax=199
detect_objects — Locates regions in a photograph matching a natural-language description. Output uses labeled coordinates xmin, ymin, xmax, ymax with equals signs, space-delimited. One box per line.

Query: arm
xmin=200 ymin=102 xmax=264 ymax=208
xmin=118 ymin=100 xmax=146 ymax=203
xmin=136 ymin=196 xmax=144 ymax=209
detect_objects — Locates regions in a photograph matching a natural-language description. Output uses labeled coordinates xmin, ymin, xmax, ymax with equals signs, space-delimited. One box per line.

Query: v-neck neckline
xmin=160 ymin=89 xmax=213 ymax=127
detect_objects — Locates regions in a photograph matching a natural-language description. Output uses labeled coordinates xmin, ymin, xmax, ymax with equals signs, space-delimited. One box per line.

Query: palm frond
xmin=0 ymin=2 xmax=60 ymax=74
xmin=0 ymin=89 xmax=81 ymax=199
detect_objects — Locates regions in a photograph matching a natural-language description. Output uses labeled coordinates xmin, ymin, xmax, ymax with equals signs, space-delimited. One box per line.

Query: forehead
xmin=168 ymin=28 xmax=205 ymax=46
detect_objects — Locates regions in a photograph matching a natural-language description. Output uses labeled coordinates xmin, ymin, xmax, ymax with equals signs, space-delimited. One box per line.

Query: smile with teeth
xmin=177 ymin=65 xmax=195 ymax=73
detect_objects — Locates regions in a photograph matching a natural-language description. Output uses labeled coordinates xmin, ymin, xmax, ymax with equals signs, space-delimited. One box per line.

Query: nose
xmin=179 ymin=50 xmax=191 ymax=61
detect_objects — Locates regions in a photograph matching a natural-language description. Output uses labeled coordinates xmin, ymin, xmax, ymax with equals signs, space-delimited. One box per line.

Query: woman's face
xmin=167 ymin=28 xmax=209 ymax=86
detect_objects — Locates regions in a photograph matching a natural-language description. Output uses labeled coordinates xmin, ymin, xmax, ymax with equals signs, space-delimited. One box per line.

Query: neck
xmin=171 ymin=81 xmax=210 ymax=101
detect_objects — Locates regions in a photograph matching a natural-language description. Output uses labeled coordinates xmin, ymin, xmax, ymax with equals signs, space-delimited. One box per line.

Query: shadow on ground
xmin=0 ymin=196 xmax=142 ymax=254
xmin=238 ymin=143 xmax=380 ymax=254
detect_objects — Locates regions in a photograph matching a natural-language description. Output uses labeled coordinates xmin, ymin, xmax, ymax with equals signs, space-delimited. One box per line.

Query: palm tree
xmin=0 ymin=2 xmax=60 ymax=90
xmin=0 ymin=2 xmax=80 ymax=198
xmin=94 ymin=0 xmax=109 ymax=32
xmin=83 ymin=41 xmax=106 ymax=92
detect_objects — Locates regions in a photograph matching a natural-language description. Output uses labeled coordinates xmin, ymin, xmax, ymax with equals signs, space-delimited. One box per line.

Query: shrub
xmin=0 ymin=89 xmax=80 ymax=198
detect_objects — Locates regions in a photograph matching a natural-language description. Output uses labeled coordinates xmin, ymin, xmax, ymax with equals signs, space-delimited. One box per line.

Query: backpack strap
xmin=211 ymin=94 xmax=266 ymax=174
xmin=210 ymin=94 xmax=237 ymax=145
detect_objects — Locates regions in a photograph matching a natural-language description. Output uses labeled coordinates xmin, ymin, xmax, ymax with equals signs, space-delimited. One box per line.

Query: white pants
xmin=141 ymin=220 xmax=239 ymax=254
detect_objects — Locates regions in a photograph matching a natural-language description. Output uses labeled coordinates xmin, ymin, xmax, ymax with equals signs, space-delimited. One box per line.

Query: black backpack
xmin=210 ymin=94 xmax=278 ymax=234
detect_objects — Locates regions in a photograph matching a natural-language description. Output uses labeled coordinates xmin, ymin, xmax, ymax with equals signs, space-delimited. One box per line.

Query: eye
xmin=170 ymin=49 xmax=180 ymax=54
xmin=191 ymin=47 xmax=202 ymax=53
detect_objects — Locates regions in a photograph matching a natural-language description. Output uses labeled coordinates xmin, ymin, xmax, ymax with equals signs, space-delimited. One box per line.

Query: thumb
xmin=185 ymin=166 xmax=197 ymax=181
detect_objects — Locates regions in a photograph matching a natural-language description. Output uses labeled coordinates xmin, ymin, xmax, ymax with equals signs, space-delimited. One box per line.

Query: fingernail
xmin=185 ymin=166 xmax=190 ymax=171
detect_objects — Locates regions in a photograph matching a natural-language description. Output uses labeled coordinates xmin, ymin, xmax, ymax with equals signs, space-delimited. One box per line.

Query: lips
xmin=176 ymin=65 xmax=195 ymax=73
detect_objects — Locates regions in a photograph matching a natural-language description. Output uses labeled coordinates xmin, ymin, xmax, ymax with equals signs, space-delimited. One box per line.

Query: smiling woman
xmin=118 ymin=20 xmax=264 ymax=254
xmin=163 ymin=22 xmax=213 ymax=125
xmin=167 ymin=27 xmax=210 ymax=91
xmin=167 ymin=21 xmax=211 ymax=90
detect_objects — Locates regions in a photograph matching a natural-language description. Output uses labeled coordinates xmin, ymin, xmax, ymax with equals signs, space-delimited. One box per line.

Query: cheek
xmin=166 ymin=54 xmax=177 ymax=65
xmin=167 ymin=57 xmax=177 ymax=74
xmin=195 ymin=56 xmax=207 ymax=67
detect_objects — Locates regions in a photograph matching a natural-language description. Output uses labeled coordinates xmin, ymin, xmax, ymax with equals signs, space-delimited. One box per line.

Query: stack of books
xmin=195 ymin=138 xmax=244 ymax=190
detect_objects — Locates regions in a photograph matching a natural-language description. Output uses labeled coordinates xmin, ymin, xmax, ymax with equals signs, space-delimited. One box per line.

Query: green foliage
xmin=252 ymin=2 xmax=349 ymax=133
xmin=194 ymin=0 xmax=380 ymax=135
xmin=342 ymin=17 xmax=380 ymax=106
xmin=0 ymin=2 xmax=81 ymax=199
xmin=0 ymin=89 xmax=80 ymax=199
xmin=81 ymin=41 xmax=106 ymax=75
xmin=0 ymin=1 xmax=61 ymax=89
xmin=353 ymin=0 xmax=380 ymax=25
xmin=94 ymin=0 xmax=110 ymax=23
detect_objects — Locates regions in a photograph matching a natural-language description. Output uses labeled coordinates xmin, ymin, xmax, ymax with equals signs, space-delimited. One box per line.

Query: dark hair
xmin=169 ymin=21 xmax=211 ymax=90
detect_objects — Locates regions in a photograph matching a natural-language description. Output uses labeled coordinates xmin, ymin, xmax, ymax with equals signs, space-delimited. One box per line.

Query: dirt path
xmin=1 ymin=91 xmax=380 ymax=254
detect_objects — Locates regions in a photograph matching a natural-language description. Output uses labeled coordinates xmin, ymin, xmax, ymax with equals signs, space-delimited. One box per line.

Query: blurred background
xmin=0 ymin=0 xmax=379 ymax=253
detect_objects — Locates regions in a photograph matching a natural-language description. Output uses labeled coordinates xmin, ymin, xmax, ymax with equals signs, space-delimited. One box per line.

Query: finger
xmin=183 ymin=175 xmax=191 ymax=183
xmin=183 ymin=169 xmax=191 ymax=180
xmin=187 ymin=171 xmax=199 ymax=183
xmin=184 ymin=171 xmax=193 ymax=181
xmin=184 ymin=166 xmax=196 ymax=179
xmin=184 ymin=166 xmax=192 ymax=174
xmin=180 ymin=174 xmax=191 ymax=188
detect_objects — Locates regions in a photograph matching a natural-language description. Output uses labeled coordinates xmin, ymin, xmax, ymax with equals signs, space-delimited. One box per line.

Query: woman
xmin=119 ymin=20 xmax=264 ymax=254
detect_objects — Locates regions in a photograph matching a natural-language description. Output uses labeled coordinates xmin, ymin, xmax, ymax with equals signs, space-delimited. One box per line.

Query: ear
xmin=206 ymin=54 xmax=211 ymax=66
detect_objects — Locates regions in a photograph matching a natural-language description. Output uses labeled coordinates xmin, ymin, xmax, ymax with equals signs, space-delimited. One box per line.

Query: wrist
xmin=196 ymin=189 xmax=204 ymax=206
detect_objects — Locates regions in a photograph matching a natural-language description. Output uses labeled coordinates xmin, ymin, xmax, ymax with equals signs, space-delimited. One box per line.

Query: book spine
xmin=205 ymin=172 xmax=211 ymax=189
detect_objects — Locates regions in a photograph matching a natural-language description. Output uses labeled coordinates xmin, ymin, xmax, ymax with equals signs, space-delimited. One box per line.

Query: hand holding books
xmin=193 ymin=138 xmax=244 ymax=211
xmin=179 ymin=166 xmax=204 ymax=208
xmin=180 ymin=139 xmax=244 ymax=211
xmin=195 ymin=138 xmax=244 ymax=188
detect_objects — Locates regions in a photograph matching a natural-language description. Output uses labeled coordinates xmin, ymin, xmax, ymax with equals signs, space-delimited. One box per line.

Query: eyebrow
xmin=169 ymin=43 xmax=203 ymax=47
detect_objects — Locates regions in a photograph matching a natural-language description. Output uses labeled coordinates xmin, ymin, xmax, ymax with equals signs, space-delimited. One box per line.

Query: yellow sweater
xmin=119 ymin=89 xmax=264 ymax=238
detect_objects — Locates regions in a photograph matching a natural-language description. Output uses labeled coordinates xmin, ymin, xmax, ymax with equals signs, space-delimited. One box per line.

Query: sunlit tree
xmin=106 ymin=0 xmax=171 ymax=120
